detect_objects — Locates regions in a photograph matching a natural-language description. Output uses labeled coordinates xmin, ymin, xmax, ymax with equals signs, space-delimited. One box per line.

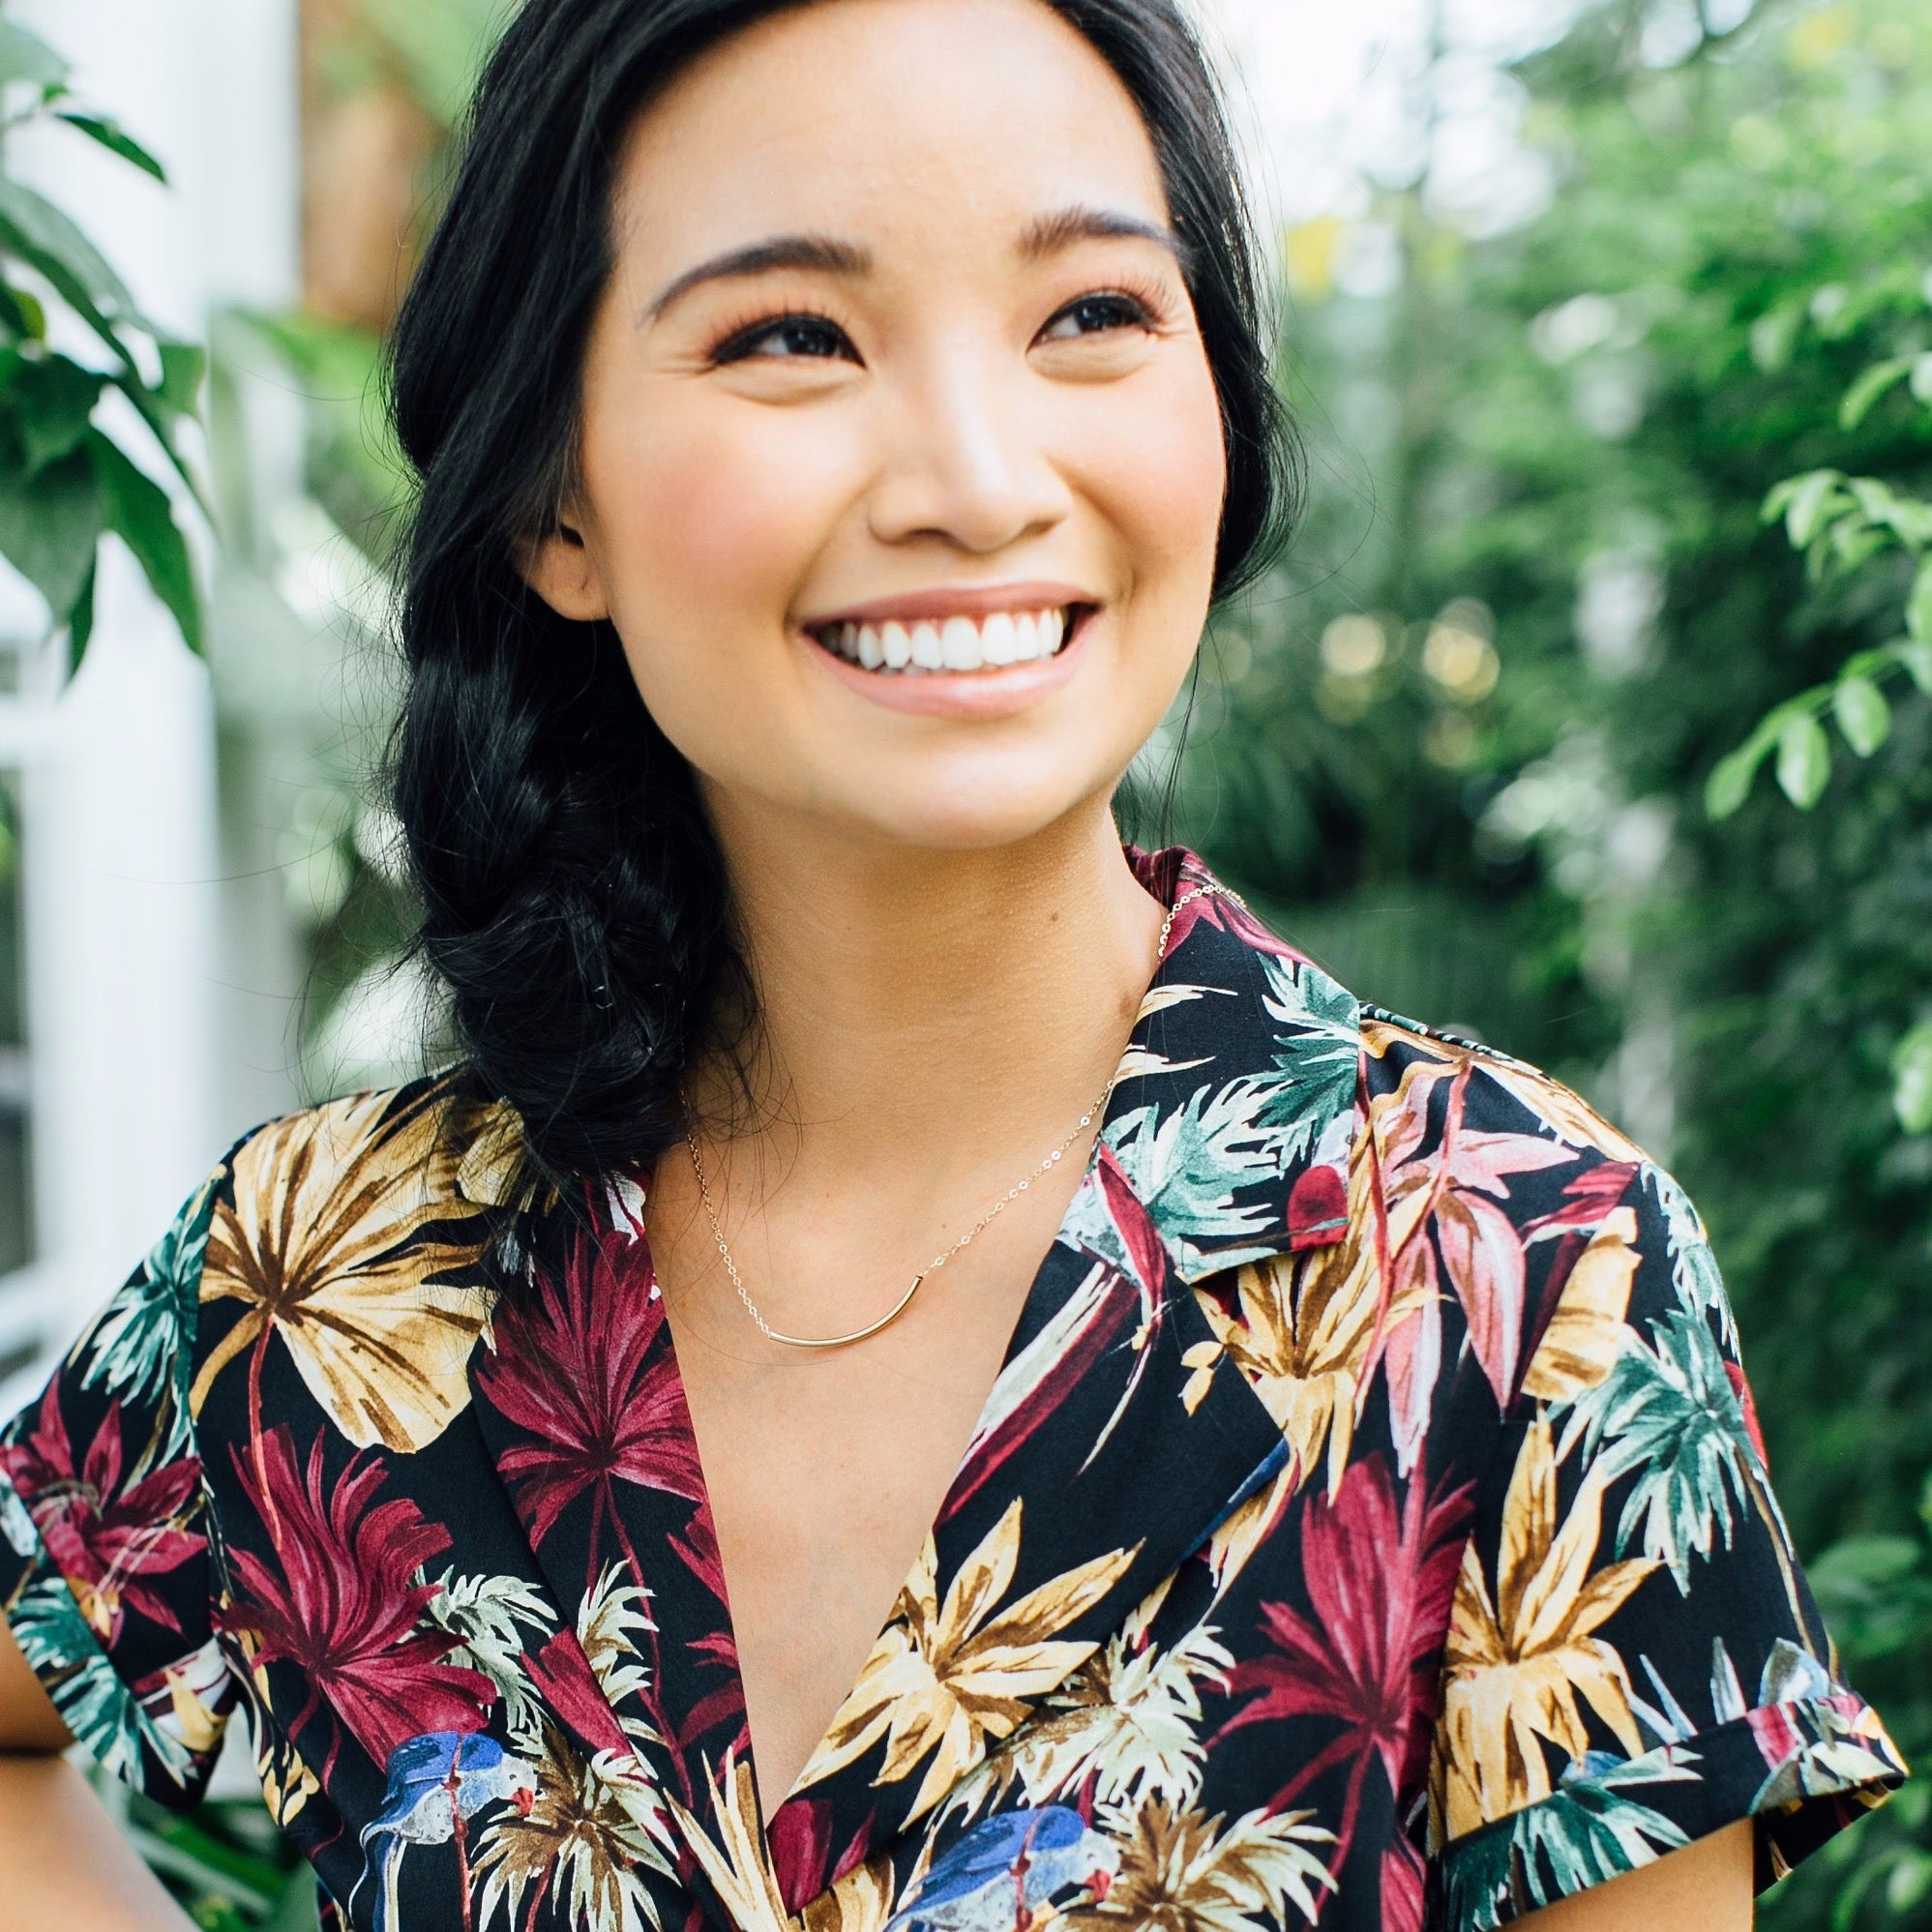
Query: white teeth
xmin=819 ymin=606 xmax=1077 ymax=672
xmin=980 ymin=611 xmax=1018 ymax=665
xmin=940 ymin=616 xmax=982 ymax=670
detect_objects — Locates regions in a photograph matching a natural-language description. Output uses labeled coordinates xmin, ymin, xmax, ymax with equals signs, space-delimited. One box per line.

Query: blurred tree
xmin=1188 ymin=0 xmax=1932 ymax=1918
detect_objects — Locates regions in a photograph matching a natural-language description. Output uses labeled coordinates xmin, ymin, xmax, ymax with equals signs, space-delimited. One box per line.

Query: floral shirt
xmin=0 ymin=847 xmax=1904 ymax=1932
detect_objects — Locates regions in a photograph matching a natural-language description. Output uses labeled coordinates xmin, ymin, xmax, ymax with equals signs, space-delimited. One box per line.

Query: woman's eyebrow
xmin=641 ymin=233 xmax=873 ymax=321
xmin=640 ymin=206 xmax=1185 ymax=324
xmin=1017 ymin=204 xmax=1189 ymax=268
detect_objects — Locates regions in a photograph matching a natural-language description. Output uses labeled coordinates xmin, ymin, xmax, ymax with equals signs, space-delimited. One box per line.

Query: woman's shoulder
xmin=209 ymin=1070 xmax=526 ymax=1242
xmin=1355 ymin=1000 xmax=1654 ymax=1179
xmin=187 ymin=1073 xmax=527 ymax=1455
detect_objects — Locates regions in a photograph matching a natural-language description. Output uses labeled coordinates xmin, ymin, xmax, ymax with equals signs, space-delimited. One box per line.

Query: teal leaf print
xmin=1102 ymin=1080 xmax=1289 ymax=1271
xmin=1442 ymin=1770 xmax=1691 ymax=1931
xmin=10 ymin=1576 xmax=199 ymax=1789
xmin=1254 ymin=957 xmax=1360 ymax=1156
xmin=1559 ymin=1309 xmax=1755 ymax=1593
xmin=1645 ymin=1169 xmax=1734 ymax=1349
xmin=77 ymin=1174 xmax=217 ymax=1418
xmin=0 ymin=1466 xmax=35 ymax=1558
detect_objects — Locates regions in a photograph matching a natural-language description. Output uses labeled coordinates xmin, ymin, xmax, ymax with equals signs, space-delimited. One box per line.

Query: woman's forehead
xmin=609 ymin=0 xmax=1170 ymax=263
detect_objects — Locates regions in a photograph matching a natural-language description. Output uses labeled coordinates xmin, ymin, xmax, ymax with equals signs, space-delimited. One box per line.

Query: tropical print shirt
xmin=0 ymin=847 xmax=1905 ymax=1932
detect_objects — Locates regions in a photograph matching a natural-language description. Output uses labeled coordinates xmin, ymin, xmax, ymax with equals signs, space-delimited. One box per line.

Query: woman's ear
xmin=519 ymin=514 xmax=613 ymax=622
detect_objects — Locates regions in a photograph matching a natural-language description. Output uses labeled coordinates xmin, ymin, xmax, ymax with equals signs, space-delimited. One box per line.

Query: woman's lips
xmin=800 ymin=604 xmax=1094 ymax=718
xmin=816 ymin=604 xmax=1072 ymax=673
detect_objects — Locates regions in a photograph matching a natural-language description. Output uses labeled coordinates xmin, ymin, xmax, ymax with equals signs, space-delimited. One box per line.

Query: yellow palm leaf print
xmin=1434 ymin=1417 xmax=1657 ymax=1839
xmin=192 ymin=1085 xmax=506 ymax=1452
xmin=795 ymin=1498 xmax=1141 ymax=1820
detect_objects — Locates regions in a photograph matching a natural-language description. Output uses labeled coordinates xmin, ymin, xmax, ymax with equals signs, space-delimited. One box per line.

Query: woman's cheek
xmin=601 ymin=402 xmax=859 ymax=637
xmin=1112 ymin=365 xmax=1228 ymax=577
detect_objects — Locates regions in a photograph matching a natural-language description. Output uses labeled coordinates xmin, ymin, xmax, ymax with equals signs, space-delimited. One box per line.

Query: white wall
xmin=0 ymin=0 xmax=302 ymax=1402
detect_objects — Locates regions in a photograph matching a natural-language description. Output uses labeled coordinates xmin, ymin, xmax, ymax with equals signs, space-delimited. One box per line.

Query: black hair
xmin=386 ymin=0 xmax=1300 ymax=1192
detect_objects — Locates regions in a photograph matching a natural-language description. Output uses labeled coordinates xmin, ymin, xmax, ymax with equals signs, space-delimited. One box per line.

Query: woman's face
xmin=525 ymin=0 xmax=1228 ymax=855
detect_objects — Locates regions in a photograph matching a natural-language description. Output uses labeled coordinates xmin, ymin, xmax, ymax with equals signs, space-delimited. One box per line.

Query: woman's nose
xmin=865 ymin=351 xmax=1073 ymax=555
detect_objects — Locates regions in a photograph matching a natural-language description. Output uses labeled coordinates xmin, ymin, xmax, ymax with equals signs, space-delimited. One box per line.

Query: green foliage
xmin=1187 ymin=0 xmax=1932 ymax=1919
xmin=1709 ymin=392 xmax=1932 ymax=817
xmin=0 ymin=14 xmax=205 ymax=662
xmin=89 ymin=1784 xmax=320 ymax=1931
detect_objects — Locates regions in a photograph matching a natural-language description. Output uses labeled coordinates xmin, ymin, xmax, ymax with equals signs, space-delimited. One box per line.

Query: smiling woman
xmin=0 ymin=1 xmax=1905 ymax=1929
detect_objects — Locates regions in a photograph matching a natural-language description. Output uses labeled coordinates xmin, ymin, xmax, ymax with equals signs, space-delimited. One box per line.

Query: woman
xmin=0 ymin=0 xmax=1904 ymax=1925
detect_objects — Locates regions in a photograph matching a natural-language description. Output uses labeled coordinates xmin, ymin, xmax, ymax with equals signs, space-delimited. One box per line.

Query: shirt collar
xmin=457 ymin=846 xmax=1366 ymax=1273
xmin=1100 ymin=845 xmax=1363 ymax=1281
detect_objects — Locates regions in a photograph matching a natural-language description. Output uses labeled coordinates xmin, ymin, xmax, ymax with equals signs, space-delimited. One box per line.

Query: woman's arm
xmin=1518 ymin=1819 xmax=1754 ymax=1929
xmin=0 ymin=1620 xmax=197 ymax=1929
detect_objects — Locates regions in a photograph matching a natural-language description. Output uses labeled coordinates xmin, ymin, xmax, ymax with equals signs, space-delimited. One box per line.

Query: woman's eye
xmin=716 ymin=314 xmax=855 ymax=364
xmin=1039 ymin=293 xmax=1153 ymax=342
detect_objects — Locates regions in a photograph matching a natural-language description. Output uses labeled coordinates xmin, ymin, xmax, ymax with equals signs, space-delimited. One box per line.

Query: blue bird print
xmin=350 ymin=1730 xmax=538 ymax=1932
xmin=887 ymin=1805 xmax=1119 ymax=1932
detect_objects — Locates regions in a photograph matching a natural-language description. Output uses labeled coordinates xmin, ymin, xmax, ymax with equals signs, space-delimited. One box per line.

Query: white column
xmin=3 ymin=0 xmax=300 ymax=1364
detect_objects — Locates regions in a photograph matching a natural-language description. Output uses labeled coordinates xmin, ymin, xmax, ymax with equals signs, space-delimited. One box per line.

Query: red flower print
xmin=525 ymin=1628 xmax=630 ymax=1759
xmin=476 ymin=1221 xmax=704 ymax=1590
xmin=765 ymin=1795 xmax=876 ymax=1916
xmin=1383 ymin=1066 xmax=1575 ymax=1405
xmin=1725 ymin=1359 xmax=1770 ymax=1468
xmin=218 ymin=1425 xmax=495 ymax=1775
xmin=1380 ymin=1837 xmax=1426 ymax=1932
xmin=0 ymin=1382 xmax=203 ymax=1644
xmin=1128 ymin=847 xmax=1303 ymax=963
xmin=1222 ymin=1455 xmax=1472 ymax=1861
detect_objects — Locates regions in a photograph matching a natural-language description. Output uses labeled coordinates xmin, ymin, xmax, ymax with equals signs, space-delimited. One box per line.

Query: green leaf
xmin=52 ymin=111 xmax=167 ymax=183
xmin=1832 ymin=674 xmax=1890 ymax=756
xmin=0 ymin=440 xmax=101 ymax=618
xmin=1770 ymin=468 xmax=1847 ymax=549
xmin=1849 ymin=475 xmax=1932 ymax=548
xmin=0 ymin=177 xmax=136 ymax=318
xmin=155 ymin=342 xmax=205 ymax=416
xmin=1747 ymin=305 xmax=1799 ymax=374
xmin=1898 ymin=637 xmax=1932 ymax=695
xmin=1839 ymin=356 xmax=1913 ymax=430
xmin=1909 ymin=557 xmax=1932 ymax=642
xmin=10 ymin=354 xmax=104 ymax=472
xmin=260 ymin=1867 xmax=323 ymax=1932
xmin=88 ymin=431 xmax=200 ymax=655
xmin=111 ymin=372 xmax=213 ymax=521
xmin=1894 ymin=1022 xmax=1932 ymax=1135
xmin=0 ymin=281 xmax=45 ymax=342
xmin=1705 ymin=741 xmax=1763 ymax=819
xmin=1827 ymin=520 xmax=1887 ymax=574
xmin=1913 ymin=353 xmax=1932 ymax=406
xmin=0 ymin=19 xmax=67 ymax=92
xmin=1774 ymin=711 xmax=1830 ymax=808
xmin=67 ymin=550 xmax=96 ymax=670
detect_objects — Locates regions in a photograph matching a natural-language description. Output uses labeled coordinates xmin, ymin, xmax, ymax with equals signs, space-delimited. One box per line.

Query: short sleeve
xmin=0 ymin=1158 xmax=238 ymax=1807
xmin=1428 ymin=1159 xmax=1907 ymax=1930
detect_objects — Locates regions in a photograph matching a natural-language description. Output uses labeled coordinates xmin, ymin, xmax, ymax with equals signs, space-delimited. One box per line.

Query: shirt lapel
xmin=767 ymin=849 xmax=1364 ymax=1905
xmin=464 ymin=1181 xmax=756 ymax=1930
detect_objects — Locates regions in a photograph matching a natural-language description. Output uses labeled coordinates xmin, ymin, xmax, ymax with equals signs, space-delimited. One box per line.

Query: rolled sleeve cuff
xmin=1437 ymin=1695 xmax=1909 ymax=1931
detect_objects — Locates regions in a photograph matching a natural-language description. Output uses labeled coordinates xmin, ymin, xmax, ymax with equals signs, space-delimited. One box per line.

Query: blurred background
xmin=0 ymin=0 xmax=1927 ymax=1923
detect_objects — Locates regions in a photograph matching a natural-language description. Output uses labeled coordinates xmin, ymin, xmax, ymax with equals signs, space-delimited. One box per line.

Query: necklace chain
xmin=685 ymin=880 xmax=1230 ymax=1350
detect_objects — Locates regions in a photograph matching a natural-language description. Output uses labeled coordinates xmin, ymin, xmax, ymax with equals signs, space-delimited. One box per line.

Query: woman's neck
xmin=693 ymin=793 xmax=1165 ymax=1181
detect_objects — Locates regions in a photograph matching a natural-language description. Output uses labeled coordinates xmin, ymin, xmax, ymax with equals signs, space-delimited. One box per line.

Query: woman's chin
xmin=800 ymin=770 xmax=1115 ymax=857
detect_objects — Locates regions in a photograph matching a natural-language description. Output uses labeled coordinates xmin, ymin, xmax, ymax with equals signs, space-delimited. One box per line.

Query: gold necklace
xmin=685 ymin=881 xmax=1226 ymax=1350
